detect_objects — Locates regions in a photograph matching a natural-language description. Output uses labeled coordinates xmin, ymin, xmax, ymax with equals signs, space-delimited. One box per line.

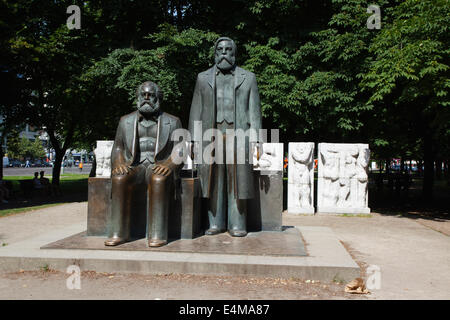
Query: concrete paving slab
xmin=0 ymin=223 xmax=359 ymax=282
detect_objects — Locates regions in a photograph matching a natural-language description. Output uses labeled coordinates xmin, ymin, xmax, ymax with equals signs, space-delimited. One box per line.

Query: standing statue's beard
xmin=215 ymin=56 xmax=235 ymax=71
xmin=137 ymin=101 xmax=159 ymax=117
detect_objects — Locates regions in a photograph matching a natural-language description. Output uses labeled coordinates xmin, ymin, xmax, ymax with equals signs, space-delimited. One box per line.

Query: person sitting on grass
xmin=39 ymin=171 xmax=60 ymax=196
xmin=39 ymin=171 xmax=50 ymax=185
xmin=39 ymin=171 xmax=55 ymax=196
xmin=0 ymin=174 xmax=10 ymax=204
xmin=33 ymin=171 xmax=47 ymax=196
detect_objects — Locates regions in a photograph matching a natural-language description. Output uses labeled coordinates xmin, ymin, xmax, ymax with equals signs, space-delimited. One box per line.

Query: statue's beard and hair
xmin=137 ymin=100 xmax=160 ymax=117
xmin=215 ymin=55 xmax=235 ymax=71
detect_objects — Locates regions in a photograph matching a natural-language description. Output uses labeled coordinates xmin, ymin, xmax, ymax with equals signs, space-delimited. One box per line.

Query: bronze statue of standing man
xmin=188 ymin=37 xmax=262 ymax=237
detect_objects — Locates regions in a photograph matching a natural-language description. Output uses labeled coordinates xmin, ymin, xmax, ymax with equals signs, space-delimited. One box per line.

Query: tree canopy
xmin=0 ymin=0 xmax=448 ymax=197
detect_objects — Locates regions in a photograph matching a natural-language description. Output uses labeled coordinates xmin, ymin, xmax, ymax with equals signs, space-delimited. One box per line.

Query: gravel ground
xmin=0 ymin=270 xmax=361 ymax=300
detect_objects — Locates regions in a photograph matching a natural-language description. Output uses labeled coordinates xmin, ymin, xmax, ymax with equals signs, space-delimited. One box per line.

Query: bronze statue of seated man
xmin=105 ymin=81 xmax=183 ymax=247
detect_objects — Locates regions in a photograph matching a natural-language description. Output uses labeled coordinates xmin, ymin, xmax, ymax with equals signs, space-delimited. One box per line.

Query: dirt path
xmin=0 ymin=270 xmax=363 ymax=300
xmin=1 ymin=202 xmax=449 ymax=299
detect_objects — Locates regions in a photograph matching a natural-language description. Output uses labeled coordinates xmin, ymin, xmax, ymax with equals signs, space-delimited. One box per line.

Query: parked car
xmin=42 ymin=160 xmax=52 ymax=167
xmin=32 ymin=159 xmax=46 ymax=167
xmin=62 ymin=160 xmax=74 ymax=167
xmin=8 ymin=159 xmax=24 ymax=167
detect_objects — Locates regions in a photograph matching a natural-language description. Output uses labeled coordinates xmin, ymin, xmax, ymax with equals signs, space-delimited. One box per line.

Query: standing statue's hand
xmin=112 ymin=165 xmax=132 ymax=176
xmin=153 ymin=164 xmax=172 ymax=177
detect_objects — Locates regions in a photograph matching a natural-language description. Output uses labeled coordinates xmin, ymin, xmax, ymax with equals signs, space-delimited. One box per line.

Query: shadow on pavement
xmin=369 ymin=178 xmax=450 ymax=222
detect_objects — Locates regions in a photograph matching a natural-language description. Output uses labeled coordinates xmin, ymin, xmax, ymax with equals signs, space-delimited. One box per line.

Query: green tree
xmin=361 ymin=0 xmax=450 ymax=199
xmin=0 ymin=0 xmax=174 ymax=185
xmin=7 ymin=135 xmax=45 ymax=160
xmin=82 ymin=26 xmax=219 ymax=131
xmin=5 ymin=129 xmax=22 ymax=160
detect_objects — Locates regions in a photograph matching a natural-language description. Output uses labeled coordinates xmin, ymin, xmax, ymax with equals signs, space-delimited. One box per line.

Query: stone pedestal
xmin=249 ymin=143 xmax=284 ymax=231
xmin=248 ymin=172 xmax=283 ymax=231
xmin=87 ymin=176 xmax=201 ymax=240
xmin=169 ymin=177 xmax=202 ymax=239
xmin=87 ymin=177 xmax=112 ymax=236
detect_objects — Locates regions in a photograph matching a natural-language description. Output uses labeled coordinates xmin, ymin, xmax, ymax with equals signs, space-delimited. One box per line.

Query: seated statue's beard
xmin=138 ymin=102 xmax=159 ymax=117
xmin=216 ymin=56 xmax=235 ymax=71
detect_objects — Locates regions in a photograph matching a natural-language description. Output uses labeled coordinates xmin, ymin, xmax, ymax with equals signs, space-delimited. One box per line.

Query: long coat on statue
xmin=188 ymin=65 xmax=262 ymax=199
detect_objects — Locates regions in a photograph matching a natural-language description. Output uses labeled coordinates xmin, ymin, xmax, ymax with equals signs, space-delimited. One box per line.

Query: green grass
xmin=340 ymin=214 xmax=372 ymax=218
xmin=3 ymin=174 xmax=88 ymax=194
xmin=40 ymin=264 xmax=50 ymax=272
xmin=0 ymin=174 xmax=88 ymax=218
xmin=0 ymin=203 xmax=69 ymax=218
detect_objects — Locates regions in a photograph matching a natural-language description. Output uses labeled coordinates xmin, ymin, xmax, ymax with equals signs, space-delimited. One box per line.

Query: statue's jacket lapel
xmin=118 ymin=111 xmax=173 ymax=167
xmin=155 ymin=113 xmax=172 ymax=161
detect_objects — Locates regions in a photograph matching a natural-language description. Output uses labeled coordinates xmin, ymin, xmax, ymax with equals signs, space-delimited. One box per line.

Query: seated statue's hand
xmin=112 ymin=165 xmax=132 ymax=176
xmin=153 ymin=164 xmax=172 ymax=177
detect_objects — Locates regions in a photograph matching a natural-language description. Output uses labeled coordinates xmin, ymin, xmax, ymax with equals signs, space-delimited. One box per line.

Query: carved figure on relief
xmin=291 ymin=143 xmax=313 ymax=207
xmin=320 ymin=145 xmax=340 ymax=207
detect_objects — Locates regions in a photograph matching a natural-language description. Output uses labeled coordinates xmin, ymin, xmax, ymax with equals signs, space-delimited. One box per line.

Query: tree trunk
xmin=89 ymin=157 xmax=96 ymax=177
xmin=446 ymin=160 xmax=450 ymax=187
xmin=422 ymin=131 xmax=434 ymax=201
xmin=444 ymin=160 xmax=449 ymax=179
xmin=52 ymin=148 xmax=66 ymax=186
xmin=435 ymin=159 xmax=442 ymax=180
xmin=0 ymin=145 xmax=3 ymax=179
xmin=47 ymin=126 xmax=73 ymax=186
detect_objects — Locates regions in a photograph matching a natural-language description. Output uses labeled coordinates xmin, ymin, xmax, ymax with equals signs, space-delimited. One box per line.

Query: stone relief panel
xmin=253 ymin=143 xmax=284 ymax=173
xmin=94 ymin=140 xmax=114 ymax=178
xmin=317 ymin=143 xmax=370 ymax=214
xmin=287 ymin=142 xmax=315 ymax=214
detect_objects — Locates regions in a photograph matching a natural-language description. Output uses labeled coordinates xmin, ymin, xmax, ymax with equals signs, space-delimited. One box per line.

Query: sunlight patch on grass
xmin=0 ymin=203 xmax=68 ymax=218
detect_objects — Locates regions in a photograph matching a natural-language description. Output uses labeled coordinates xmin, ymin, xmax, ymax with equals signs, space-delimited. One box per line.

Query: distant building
xmin=0 ymin=115 xmax=49 ymax=158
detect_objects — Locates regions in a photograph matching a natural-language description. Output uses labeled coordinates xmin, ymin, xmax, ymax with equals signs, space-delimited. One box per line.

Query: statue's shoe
xmin=228 ymin=229 xmax=247 ymax=237
xmin=104 ymin=237 xmax=127 ymax=246
xmin=205 ymin=228 xmax=225 ymax=235
xmin=148 ymin=239 xmax=167 ymax=247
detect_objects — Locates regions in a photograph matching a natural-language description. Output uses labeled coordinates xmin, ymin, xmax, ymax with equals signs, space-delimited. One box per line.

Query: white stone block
xmin=287 ymin=142 xmax=315 ymax=215
xmin=94 ymin=140 xmax=114 ymax=178
xmin=253 ymin=143 xmax=284 ymax=173
xmin=317 ymin=143 xmax=370 ymax=214
xmin=182 ymin=141 xmax=193 ymax=170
